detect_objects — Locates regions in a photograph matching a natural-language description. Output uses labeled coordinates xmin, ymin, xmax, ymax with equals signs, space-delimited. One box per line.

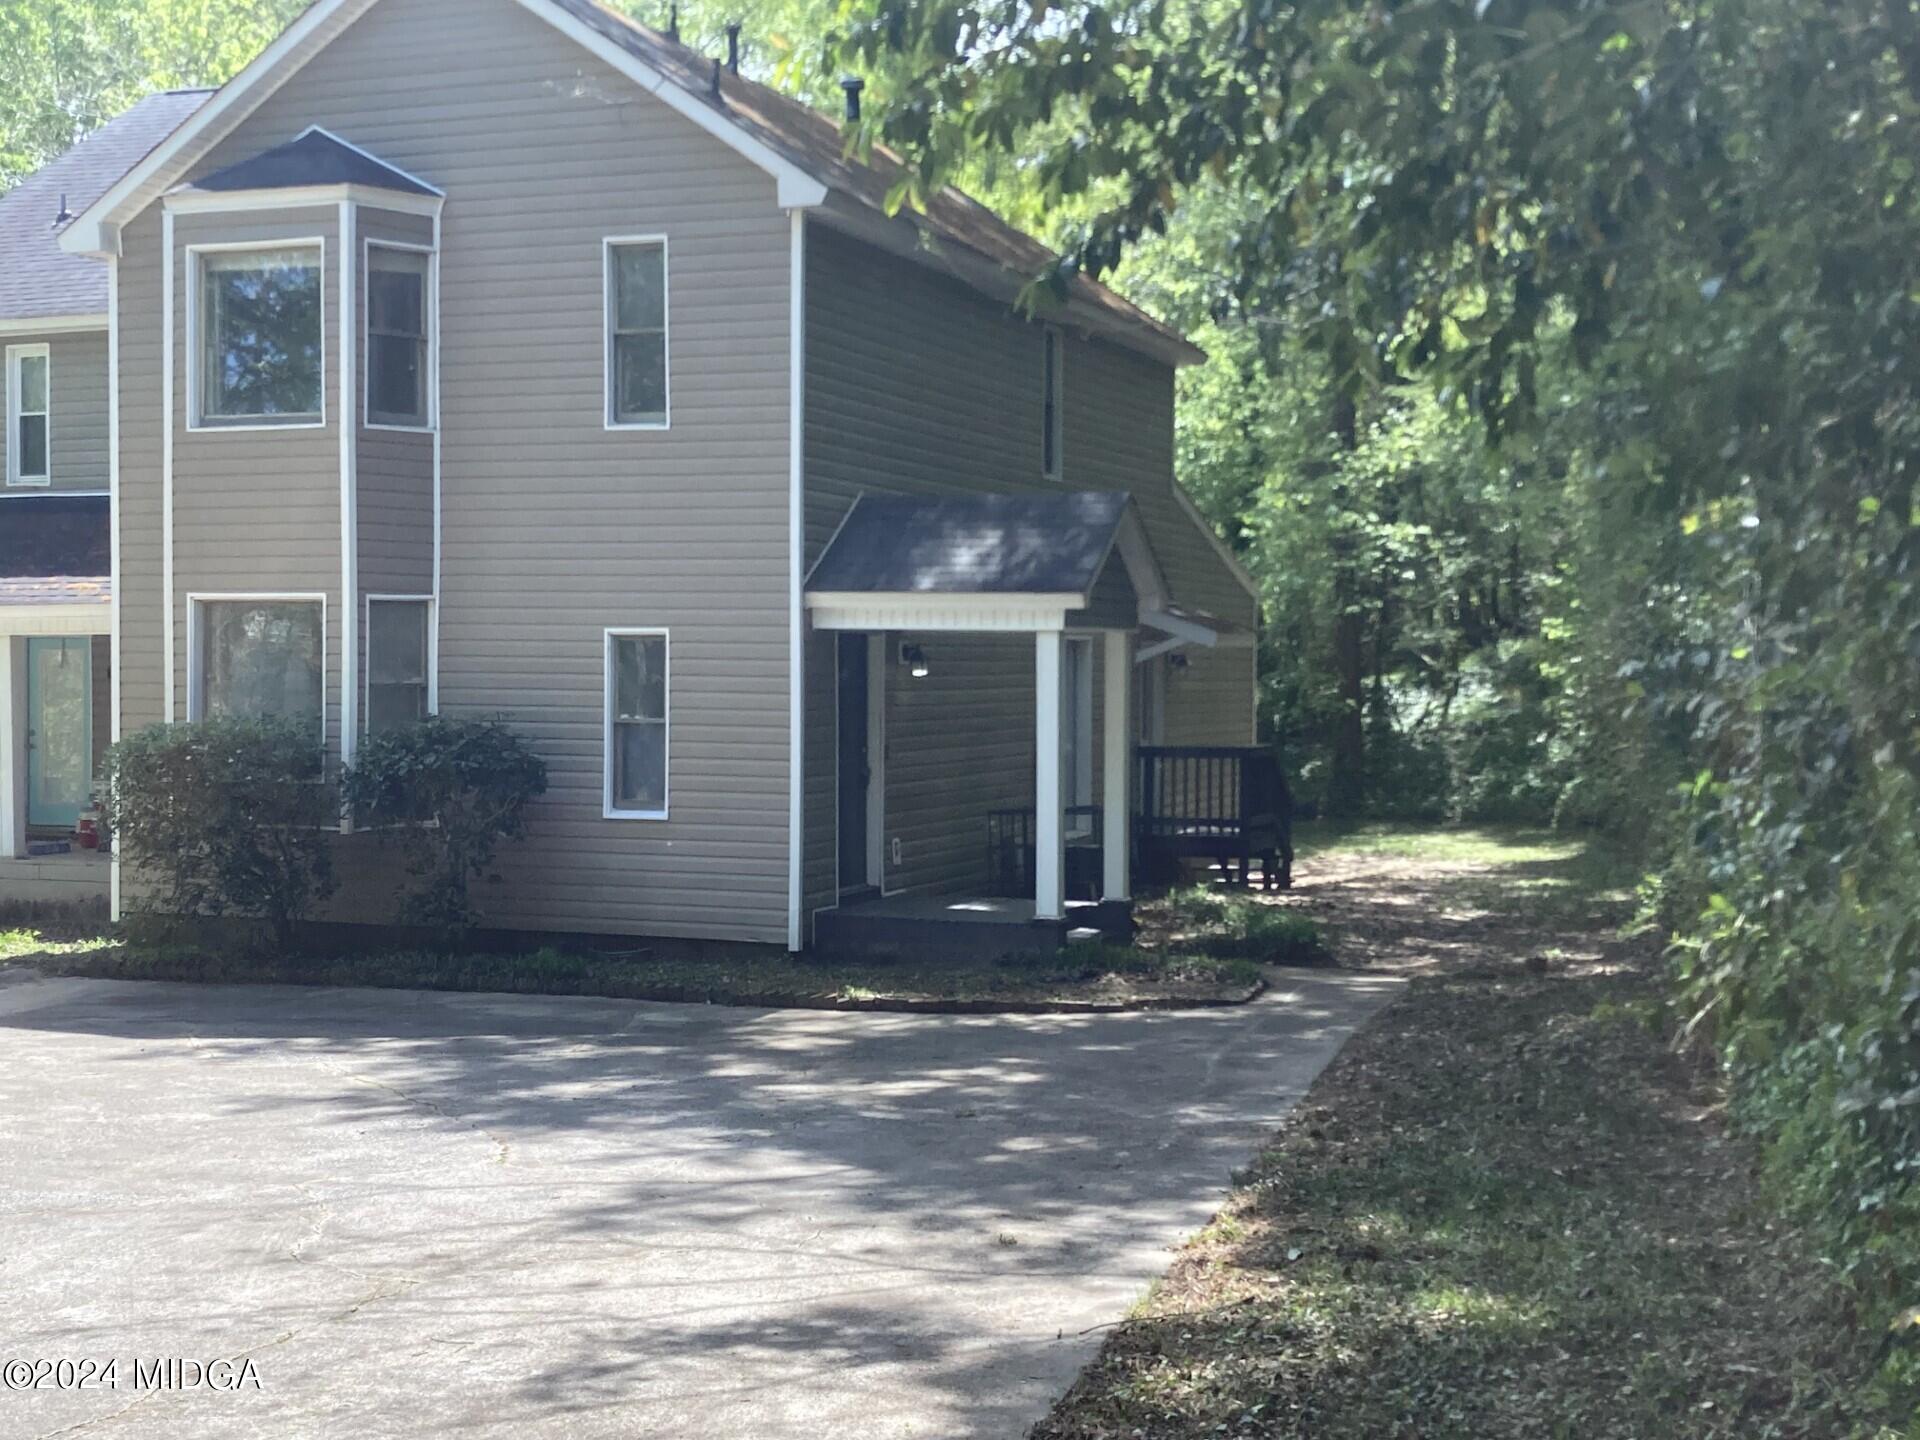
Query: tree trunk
xmin=1327 ymin=394 xmax=1367 ymax=814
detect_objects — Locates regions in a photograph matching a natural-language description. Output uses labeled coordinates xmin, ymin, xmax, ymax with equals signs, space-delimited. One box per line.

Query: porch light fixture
xmin=900 ymin=643 xmax=931 ymax=679
xmin=1168 ymin=652 xmax=1190 ymax=671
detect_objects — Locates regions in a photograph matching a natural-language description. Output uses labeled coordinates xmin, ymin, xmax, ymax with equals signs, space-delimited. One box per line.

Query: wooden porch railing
xmin=1134 ymin=746 xmax=1292 ymax=890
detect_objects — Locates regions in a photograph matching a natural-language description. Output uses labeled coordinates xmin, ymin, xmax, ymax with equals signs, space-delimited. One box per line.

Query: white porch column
xmin=1034 ymin=629 xmax=1064 ymax=921
xmin=0 ymin=639 xmax=23 ymax=859
xmin=1102 ymin=629 xmax=1131 ymax=901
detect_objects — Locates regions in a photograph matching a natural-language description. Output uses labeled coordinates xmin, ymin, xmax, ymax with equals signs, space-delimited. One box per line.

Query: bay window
xmin=367 ymin=245 xmax=431 ymax=428
xmin=366 ymin=599 xmax=431 ymax=733
xmin=196 ymin=244 xmax=324 ymax=426
xmin=195 ymin=598 xmax=325 ymax=738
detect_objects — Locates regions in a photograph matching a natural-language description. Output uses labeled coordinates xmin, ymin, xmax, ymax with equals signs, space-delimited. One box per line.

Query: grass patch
xmin=2 ymin=927 xmax=1264 ymax=1011
xmin=1143 ymin=886 xmax=1333 ymax=965
xmin=1034 ymin=826 xmax=1907 ymax=1439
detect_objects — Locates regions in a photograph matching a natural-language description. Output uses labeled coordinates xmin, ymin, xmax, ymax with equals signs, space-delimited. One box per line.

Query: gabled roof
xmin=807 ymin=492 xmax=1135 ymax=597
xmin=0 ymin=495 xmax=110 ymax=580
xmin=58 ymin=0 xmax=1201 ymax=367
xmin=176 ymin=126 xmax=440 ymax=197
xmin=0 ymin=90 xmax=211 ymax=324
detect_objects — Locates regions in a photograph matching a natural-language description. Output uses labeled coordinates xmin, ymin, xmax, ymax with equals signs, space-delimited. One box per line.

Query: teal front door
xmin=26 ymin=637 xmax=91 ymax=829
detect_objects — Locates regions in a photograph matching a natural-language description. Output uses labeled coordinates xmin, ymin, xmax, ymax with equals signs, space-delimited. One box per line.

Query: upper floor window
xmin=196 ymin=244 xmax=324 ymax=428
xmin=194 ymin=597 xmax=325 ymax=740
xmin=366 ymin=598 xmax=431 ymax=733
xmin=606 ymin=239 xmax=668 ymax=428
xmin=605 ymin=629 xmax=668 ymax=818
xmin=366 ymin=245 xmax=431 ymax=429
xmin=1042 ymin=325 xmax=1064 ymax=480
xmin=6 ymin=344 xmax=50 ymax=486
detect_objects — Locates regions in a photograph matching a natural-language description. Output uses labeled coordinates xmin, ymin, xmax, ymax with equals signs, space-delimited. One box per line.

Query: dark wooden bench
xmin=1135 ymin=746 xmax=1292 ymax=890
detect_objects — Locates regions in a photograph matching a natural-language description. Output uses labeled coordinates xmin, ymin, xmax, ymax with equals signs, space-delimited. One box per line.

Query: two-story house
xmin=7 ymin=0 xmax=1260 ymax=949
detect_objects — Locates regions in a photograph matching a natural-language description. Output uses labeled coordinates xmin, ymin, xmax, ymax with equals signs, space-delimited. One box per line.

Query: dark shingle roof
xmin=0 ymin=90 xmax=212 ymax=322
xmin=179 ymin=127 xmax=439 ymax=197
xmin=0 ymin=495 xmax=110 ymax=582
xmin=807 ymin=492 xmax=1132 ymax=596
xmin=546 ymin=0 xmax=1202 ymax=365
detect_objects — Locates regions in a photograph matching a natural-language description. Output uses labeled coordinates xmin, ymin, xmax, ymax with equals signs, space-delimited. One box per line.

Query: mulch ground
xmin=1031 ymin=836 xmax=1905 ymax=1439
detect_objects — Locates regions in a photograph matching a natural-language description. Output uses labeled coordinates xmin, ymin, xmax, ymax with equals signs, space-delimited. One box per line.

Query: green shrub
xmin=342 ymin=716 xmax=547 ymax=938
xmin=1163 ymin=887 xmax=1333 ymax=965
xmin=102 ymin=718 xmax=336 ymax=949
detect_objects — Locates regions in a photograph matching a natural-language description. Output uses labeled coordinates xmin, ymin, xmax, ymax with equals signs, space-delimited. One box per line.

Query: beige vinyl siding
xmin=117 ymin=210 xmax=165 ymax=735
xmin=801 ymin=225 xmax=1256 ymax=909
xmin=125 ymin=0 xmax=793 ymax=942
xmin=1 ymin=330 xmax=109 ymax=492
xmin=168 ymin=208 xmax=343 ymax=752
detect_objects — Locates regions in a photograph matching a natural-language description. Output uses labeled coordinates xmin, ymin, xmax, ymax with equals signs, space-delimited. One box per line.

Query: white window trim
xmin=6 ymin=343 xmax=51 ymax=487
xmin=363 ymin=238 xmax=437 ymax=433
xmin=1042 ymin=324 xmax=1065 ymax=482
xmin=363 ymin=594 xmax=437 ymax=733
xmin=185 ymin=237 xmax=328 ymax=433
xmin=185 ymin=592 xmax=330 ymax=748
xmin=603 ymin=627 xmax=670 ymax=820
xmin=602 ymin=235 xmax=671 ymax=432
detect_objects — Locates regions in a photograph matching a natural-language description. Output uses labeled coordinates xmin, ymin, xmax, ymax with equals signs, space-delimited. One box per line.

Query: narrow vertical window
xmin=606 ymin=630 xmax=668 ymax=817
xmin=607 ymin=240 xmax=668 ymax=427
xmin=1062 ymin=635 xmax=1094 ymax=834
xmin=366 ymin=599 xmax=431 ymax=733
xmin=367 ymin=246 xmax=430 ymax=427
xmin=1041 ymin=325 xmax=1064 ymax=480
xmin=7 ymin=344 xmax=50 ymax=486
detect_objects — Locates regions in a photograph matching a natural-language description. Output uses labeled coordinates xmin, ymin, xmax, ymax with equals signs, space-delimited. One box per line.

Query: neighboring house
xmin=9 ymin=0 xmax=1259 ymax=946
xmin=0 ymin=91 xmax=211 ymax=900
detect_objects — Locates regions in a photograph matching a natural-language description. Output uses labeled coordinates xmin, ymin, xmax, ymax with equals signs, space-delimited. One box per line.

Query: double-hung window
xmin=366 ymin=599 xmax=431 ymax=733
xmin=6 ymin=345 xmax=50 ymax=486
xmin=606 ymin=239 xmax=668 ymax=428
xmin=605 ymin=630 xmax=668 ymax=817
xmin=1061 ymin=636 xmax=1094 ymax=836
xmin=195 ymin=599 xmax=325 ymax=739
xmin=1041 ymin=325 xmax=1064 ymax=480
xmin=366 ymin=246 xmax=431 ymax=428
xmin=197 ymin=245 xmax=324 ymax=426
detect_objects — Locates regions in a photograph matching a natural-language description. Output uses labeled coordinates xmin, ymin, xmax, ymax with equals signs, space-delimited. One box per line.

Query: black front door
xmin=837 ymin=634 xmax=870 ymax=893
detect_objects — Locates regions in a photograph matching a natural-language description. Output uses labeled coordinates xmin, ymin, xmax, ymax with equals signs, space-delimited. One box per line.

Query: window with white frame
xmin=606 ymin=631 xmax=668 ymax=816
xmin=606 ymin=240 xmax=668 ymax=427
xmin=196 ymin=599 xmax=324 ymax=735
xmin=1041 ymin=325 xmax=1064 ymax=480
xmin=366 ymin=599 xmax=431 ymax=733
xmin=1062 ymin=635 xmax=1094 ymax=835
xmin=197 ymin=245 xmax=324 ymax=426
xmin=366 ymin=246 xmax=431 ymax=428
xmin=6 ymin=344 xmax=49 ymax=485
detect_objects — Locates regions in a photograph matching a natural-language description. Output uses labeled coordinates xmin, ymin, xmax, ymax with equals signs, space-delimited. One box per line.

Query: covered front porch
xmin=0 ymin=495 xmax=115 ymax=904
xmin=804 ymin=491 xmax=1255 ymax=958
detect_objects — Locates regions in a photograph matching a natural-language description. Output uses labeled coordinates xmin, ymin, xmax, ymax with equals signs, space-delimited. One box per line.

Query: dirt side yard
xmin=1033 ymin=825 xmax=1912 ymax=1439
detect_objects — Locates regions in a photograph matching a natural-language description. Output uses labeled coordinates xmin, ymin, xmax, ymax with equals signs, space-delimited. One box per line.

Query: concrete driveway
xmin=0 ymin=967 xmax=1398 ymax=1439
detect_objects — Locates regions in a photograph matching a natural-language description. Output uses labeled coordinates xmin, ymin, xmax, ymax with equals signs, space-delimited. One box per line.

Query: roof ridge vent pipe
xmin=726 ymin=22 xmax=742 ymax=73
xmin=53 ymin=192 xmax=73 ymax=227
xmin=840 ymin=76 xmax=865 ymax=123
xmin=710 ymin=56 xmax=723 ymax=98
xmin=667 ymin=3 xmax=679 ymax=42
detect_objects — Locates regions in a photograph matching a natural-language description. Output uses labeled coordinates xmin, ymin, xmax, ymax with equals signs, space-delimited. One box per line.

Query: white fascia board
xmin=165 ymin=185 xmax=442 ymax=217
xmin=58 ymin=0 xmax=382 ymax=257
xmin=807 ymin=592 xmax=1079 ymax=633
xmin=0 ymin=605 xmax=112 ymax=636
xmin=0 ymin=314 xmax=107 ymax=337
xmin=512 ymin=0 xmax=828 ymax=210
